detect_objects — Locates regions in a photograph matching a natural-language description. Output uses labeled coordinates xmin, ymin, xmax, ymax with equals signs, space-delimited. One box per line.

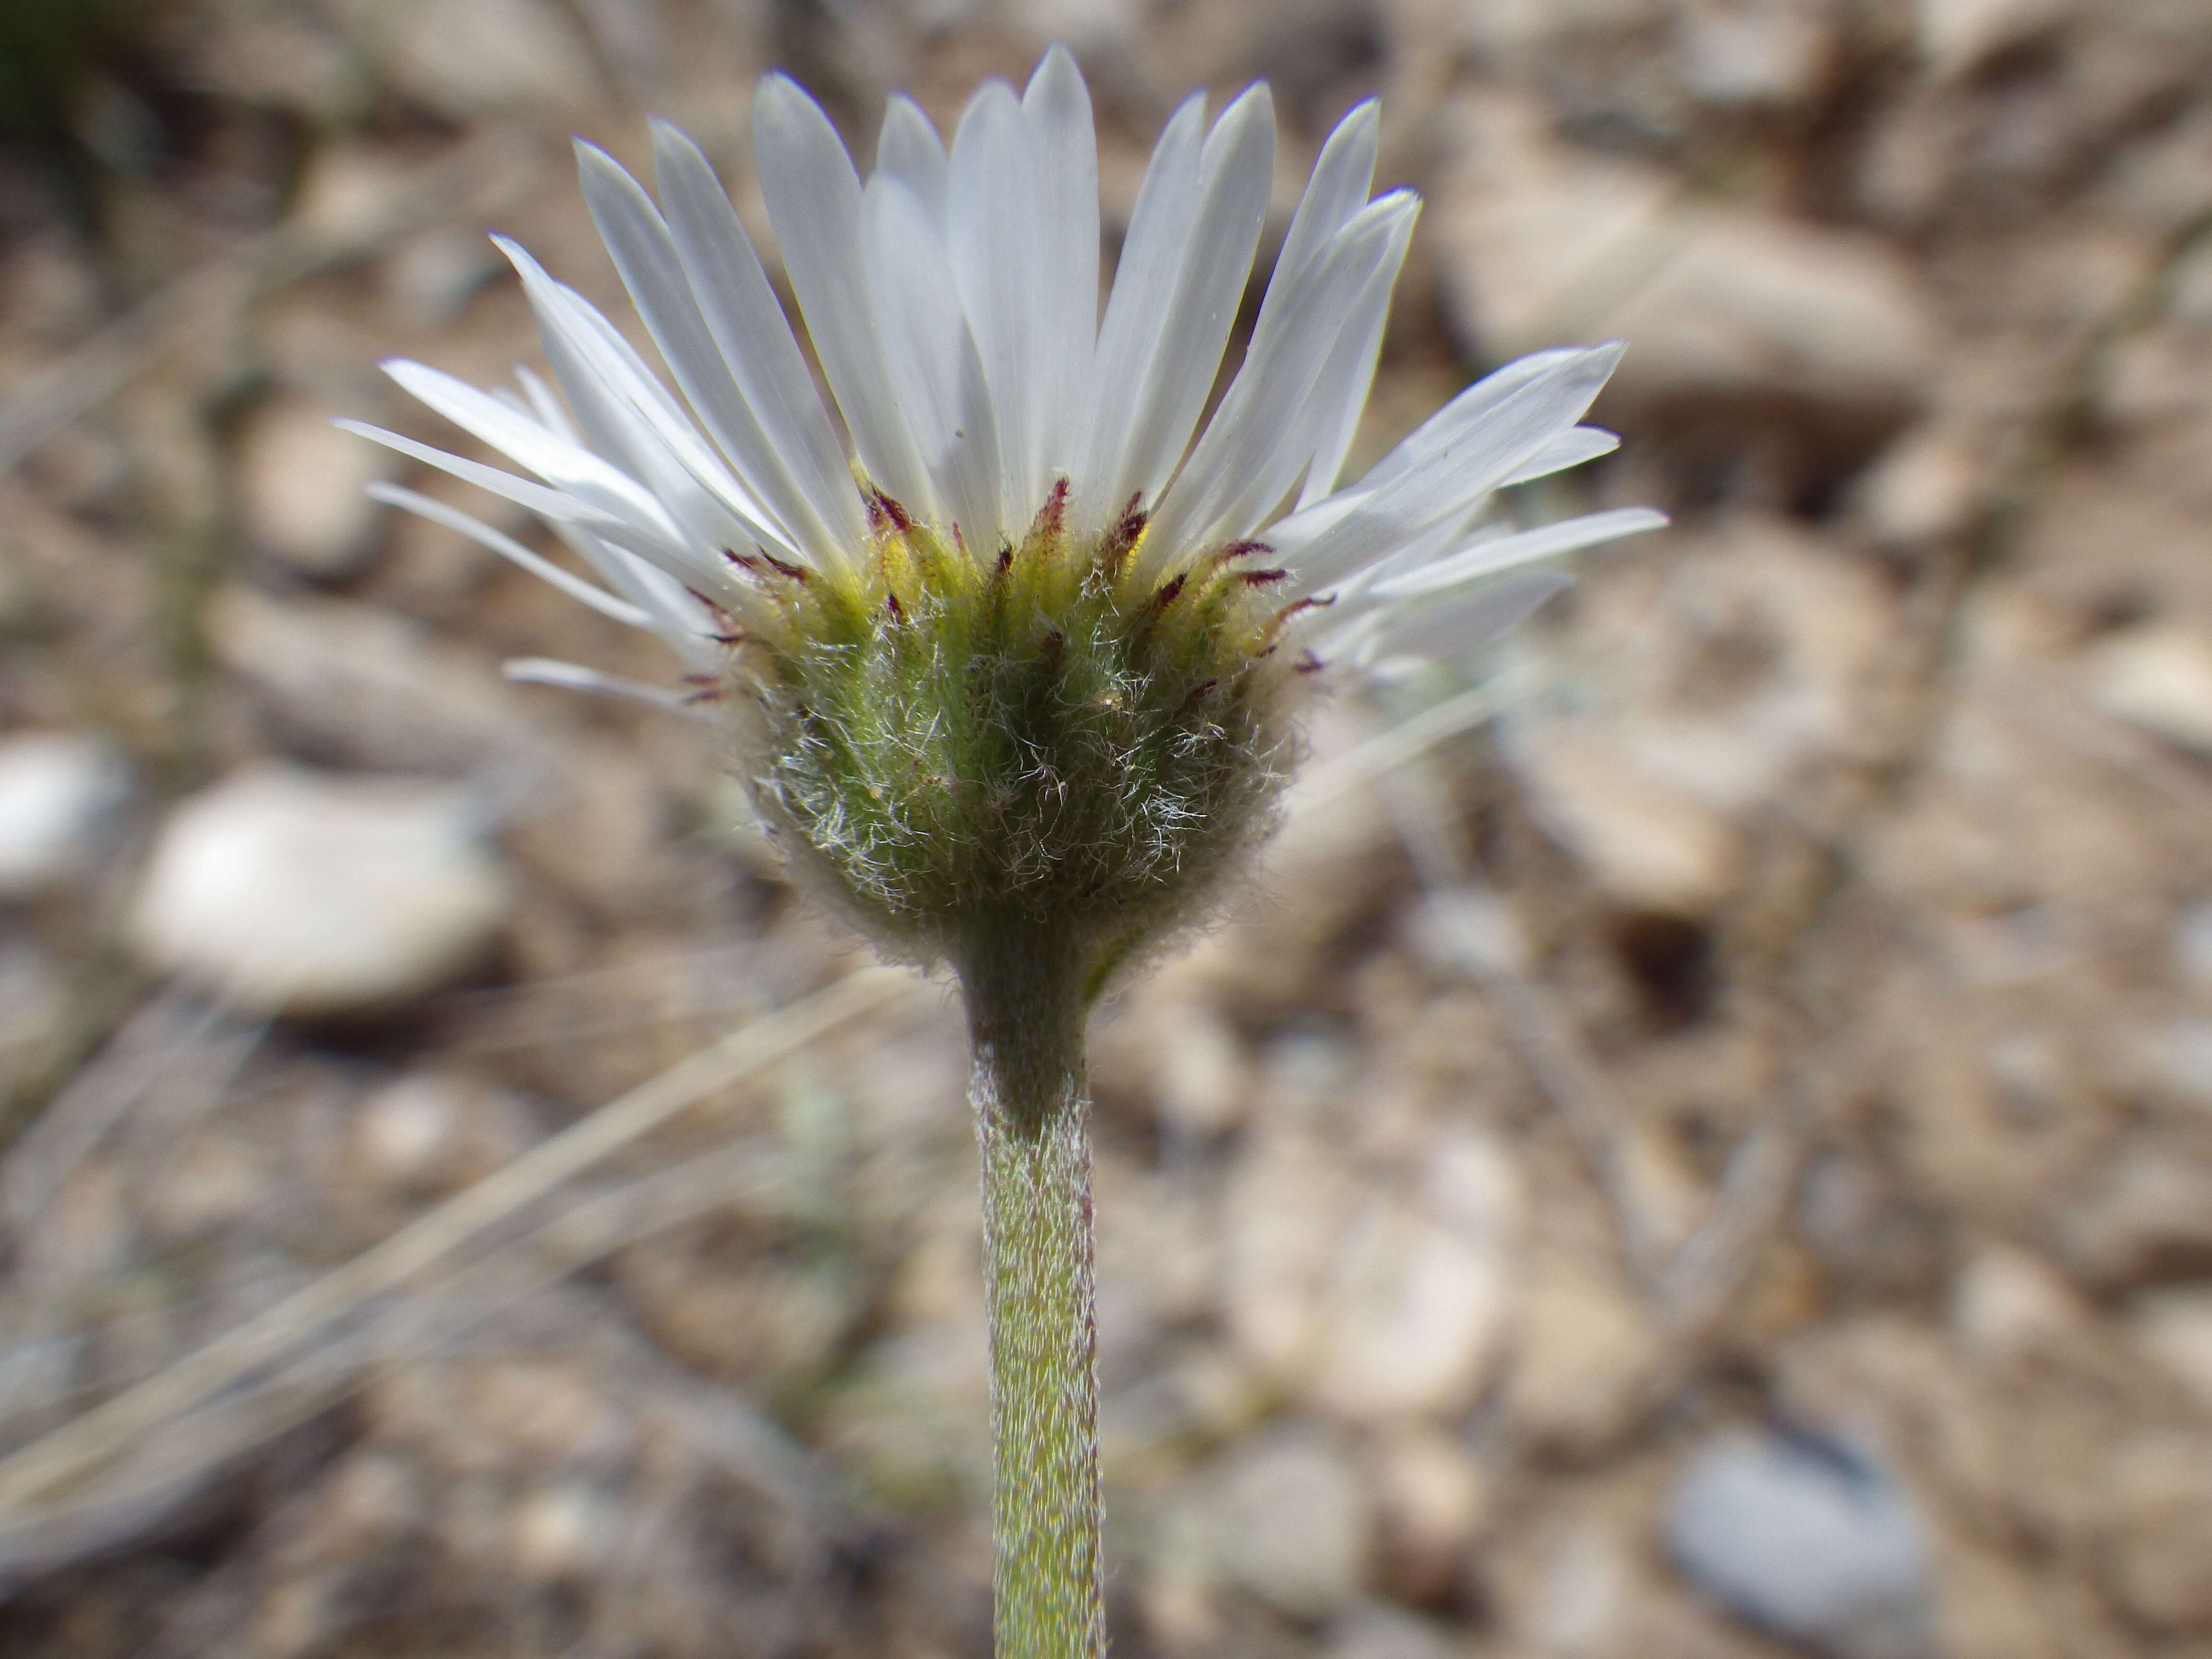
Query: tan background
xmin=3 ymin=0 xmax=2212 ymax=1653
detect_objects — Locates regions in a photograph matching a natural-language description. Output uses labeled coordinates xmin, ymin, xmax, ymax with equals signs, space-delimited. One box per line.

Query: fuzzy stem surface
xmin=963 ymin=922 xmax=1104 ymax=1659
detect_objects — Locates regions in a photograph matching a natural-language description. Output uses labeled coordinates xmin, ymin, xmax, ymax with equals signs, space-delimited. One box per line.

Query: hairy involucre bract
xmin=343 ymin=45 xmax=1663 ymax=987
xmin=733 ymin=481 xmax=1296 ymax=983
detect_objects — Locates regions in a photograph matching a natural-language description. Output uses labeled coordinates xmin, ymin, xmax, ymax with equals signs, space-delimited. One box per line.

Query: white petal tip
xmin=487 ymin=232 xmax=537 ymax=276
xmin=502 ymin=658 xmax=697 ymax=711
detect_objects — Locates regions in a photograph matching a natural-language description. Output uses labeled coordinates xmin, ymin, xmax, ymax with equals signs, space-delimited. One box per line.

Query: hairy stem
xmin=963 ymin=923 xmax=1104 ymax=1659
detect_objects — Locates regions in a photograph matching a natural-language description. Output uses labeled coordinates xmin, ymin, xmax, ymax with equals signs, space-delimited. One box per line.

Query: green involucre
xmin=722 ymin=484 xmax=1302 ymax=989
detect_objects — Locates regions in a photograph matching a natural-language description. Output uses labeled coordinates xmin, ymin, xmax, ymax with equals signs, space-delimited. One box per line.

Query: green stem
xmin=962 ymin=923 xmax=1104 ymax=1659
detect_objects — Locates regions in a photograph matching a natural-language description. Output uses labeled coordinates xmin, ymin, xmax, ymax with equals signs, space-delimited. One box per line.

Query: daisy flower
xmin=346 ymin=45 xmax=1659 ymax=959
xmin=343 ymin=46 xmax=1660 ymax=1659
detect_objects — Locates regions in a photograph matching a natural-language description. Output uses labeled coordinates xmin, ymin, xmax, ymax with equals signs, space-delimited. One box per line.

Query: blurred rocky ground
xmin=2 ymin=0 xmax=2212 ymax=1654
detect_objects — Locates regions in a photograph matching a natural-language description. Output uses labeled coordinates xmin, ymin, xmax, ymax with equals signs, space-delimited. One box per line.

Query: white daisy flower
xmin=342 ymin=54 xmax=1667 ymax=1653
xmin=342 ymin=45 xmax=1661 ymax=965
xmin=347 ymin=46 xmax=1658 ymax=696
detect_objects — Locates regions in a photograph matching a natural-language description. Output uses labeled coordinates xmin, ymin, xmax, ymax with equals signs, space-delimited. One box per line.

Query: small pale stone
xmin=1370 ymin=1424 xmax=1488 ymax=1605
xmin=1854 ymin=421 xmax=1989 ymax=546
xmin=1405 ymin=885 xmax=1529 ymax=979
xmin=1530 ymin=1523 xmax=1634 ymax=1659
xmin=1151 ymin=1003 xmax=1251 ymax=1138
xmin=1666 ymin=1427 xmax=1936 ymax=1659
xmin=1513 ymin=735 xmax=1743 ymax=913
xmin=129 ymin=766 xmax=514 ymax=1016
xmin=1205 ymin=1424 xmax=1373 ymax=1621
xmin=1916 ymin=0 xmax=2068 ymax=76
xmin=209 ymin=586 xmax=550 ymax=776
xmin=2146 ymin=1017 xmax=2212 ymax=1106
xmin=1438 ymin=93 xmax=1941 ymax=424
xmin=2099 ymin=1433 xmax=2212 ymax=1630
xmin=291 ymin=146 xmax=424 ymax=252
xmin=1305 ymin=1214 xmax=1511 ymax=1420
xmin=2129 ymin=1285 xmax=2212 ymax=1412
xmin=348 ymin=1072 xmax=540 ymax=1191
xmin=351 ymin=1078 xmax=455 ymax=1184
xmin=2090 ymin=622 xmax=2212 ymax=754
xmin=1676 ymin=1 xmax=1834 ymax=108
xmin=387 ymin=0 xmax=601 ymax=116
xmin=239 ymin=396 xmax=393 ymax=577
xmin=1323 ymin=1604 xmax=1464 ymax=1659
xmin=2172 ymin=900 xmax=2212 ymax=987
xmin=511 ymin=1480 xmax=613 ymax=1579
xmin=0 ymin=732 xmax=130 ymax=896
xmin=1500 ymin=518 xmax=1900 ymax=914
xmin=1226 ymin=1128 xmax=1518 ymax=1421
xmin=1505 ymin=1259 xmax=1660 ymax=1451
xmin=1950 ymin=1247 xmax=2089 ymax=1363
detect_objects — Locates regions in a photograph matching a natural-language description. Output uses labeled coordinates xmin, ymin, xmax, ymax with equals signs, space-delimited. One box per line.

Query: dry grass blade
xmin=0 ymin=966 xmax=912 ymax=1518
xmin=0 ymin=1134 xmax=841 ymax=1576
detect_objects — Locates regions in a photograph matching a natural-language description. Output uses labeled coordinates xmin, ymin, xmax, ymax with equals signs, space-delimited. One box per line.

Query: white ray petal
xmin=864 ymin=173 xmax=1004 ymax=550
xmin=504 ymin=657 xmax=703 ymax=710
xmin=1257 ymin=98 xmax=1378 ymax=342
xmin=1021 ymin=44 xmax=1099 ymax=501
xmin=492 ymin=238 xmax=791 ymax=558
xmin=337 ymin=419 xmax=734 ymax=600
xmin=1312 ymin=508 xmax=1471 ymax=602
xmin=753 ymin=73 xmax=937 ymax=518
xmin=876 ymin=94 xmax=949 ymax=221
xmin=948 ymin=78 xmax=1052 ymax=526
xmin=373 ymin=363 xmax=678 ymax=533
xmin=1070 ymin=92 xmax=1202 ymax=528
xmin=552 ymin=523 xmax=724 ymax=668
xmin=650 ymin=122 xmax=866 ymax=552
xmin=1287 ymin=345 xmax=1627 ymax=588
xmin=574 ymin=141 xmax=848 ymax=565
xmin=1171 ymin=97 xmax=1384 ymax=530
xmin=1072 ymin=86 xmax=1274 ymax=532
xmin=513 ymin=365 xmax=577 ymax=441
xmin=1294 ymin=191 xmax=1417 ymax=510
xmin=1325 ymin=569 xmax=1573 ymax=668
xmin=1146 ymin=192 xmax=1418 ymax=564
xmin=1499 ymin=424 xmax=1620 ymax=486
xmin=1355 ymin=345 xmax=1625 ymax=534
xmin=1370 ymin=505 xmax=1668 ymax=599
xmin=368 ymin=482 xmax=653 ymax=628
xmin=1361 ymin=346 xmax=1602 ymax=493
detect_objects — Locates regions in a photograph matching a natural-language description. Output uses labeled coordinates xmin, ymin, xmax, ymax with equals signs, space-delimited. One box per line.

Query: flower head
xmin=345 ymin=47 xmax=1662 ymax=982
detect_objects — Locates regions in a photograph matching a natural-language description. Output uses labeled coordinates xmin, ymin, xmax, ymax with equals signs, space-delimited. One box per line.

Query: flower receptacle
xmin=729 ymin=484 xmax=1297 ymax=993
